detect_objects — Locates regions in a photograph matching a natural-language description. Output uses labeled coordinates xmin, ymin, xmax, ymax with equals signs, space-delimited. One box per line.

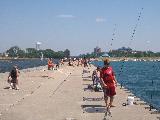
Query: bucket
xmin=127 ymin=96 xmax=134 ymax=105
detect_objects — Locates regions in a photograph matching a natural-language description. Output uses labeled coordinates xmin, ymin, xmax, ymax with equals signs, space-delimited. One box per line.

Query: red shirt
xmin=48 ymin=60 xmax=54 ymax=67
xmin=100 ymin=66 xmax=115 ymax=86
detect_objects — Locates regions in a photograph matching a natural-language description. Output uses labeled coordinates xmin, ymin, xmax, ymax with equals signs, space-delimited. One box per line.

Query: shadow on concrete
xmin=83 ymin=97 xmax=104 ymax=101
xmin=82 ymin=76 xmax=92 ymax=78
xmin=83 ymin=86 xmax=103 ymax=92
xmin=82 ymin=83 xmax=91 ymax=86
xmin=83 ymin=87 xmax=94 ymax=92
xmin=83 ymin=79 xmax=92 ymax=81
xmin=81 ymin=105 xmax=106 ymax=113
xmin=4 ymin=86 xmax=10 ymax=89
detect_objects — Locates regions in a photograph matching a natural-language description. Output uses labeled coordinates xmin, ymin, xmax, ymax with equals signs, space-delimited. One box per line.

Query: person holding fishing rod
xmin=100 ymin=58 xmax=117 ymax=114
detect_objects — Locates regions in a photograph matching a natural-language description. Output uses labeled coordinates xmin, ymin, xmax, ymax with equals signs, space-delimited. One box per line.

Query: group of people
xmin=92 ymin=58 xmax=117 ymax=111
xmin=6 ymin=57 xmax=117 ymax=113
xmin=67 ymin=57 xmax=92 ymax=67
xmin=7 ymin=58 xmax=64 ymax=90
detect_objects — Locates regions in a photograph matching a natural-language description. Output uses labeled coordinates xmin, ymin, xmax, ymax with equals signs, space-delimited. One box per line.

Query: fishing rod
xmin=144 ymin=40 xmax=160 ymax=111
xmin=111 ymin=24 xmax=117 ymax=50
xmin=119 ymin=8 xmax=144 ymax=89
xmin=118 ymin=8 xmax=159 ymax=111
xmin=108 ymin=24 xmax=117 ymax=54
xmin=129 ymin=8 xmax=143 ymax=46
xmin=148 ymin=60 xmax=160 ymax=111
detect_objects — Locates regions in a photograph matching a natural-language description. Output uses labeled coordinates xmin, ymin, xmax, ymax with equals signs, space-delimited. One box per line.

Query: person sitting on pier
xmin=92 ymin=66 xmax=102 ymax=91
xmin=68 ymin=58 xmax=74 ymax=66
xmin=60 ymin=59 xmax=64 ymax=66
xmin=48 ymin=58 xmax=54 ymax=70
xmin=55 ymin=60 xmax=60 ymax=70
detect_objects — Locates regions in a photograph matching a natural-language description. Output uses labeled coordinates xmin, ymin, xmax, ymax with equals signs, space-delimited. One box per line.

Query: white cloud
xmin=57 ymin=14 xmax=75 ymax=18
xmin=96 ymin=17 xmax=106 ymax=23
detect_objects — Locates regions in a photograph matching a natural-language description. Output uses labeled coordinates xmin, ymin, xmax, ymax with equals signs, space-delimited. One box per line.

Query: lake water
xmin=92 ymin=60 xmax=160 ymax=110
xmin=0 ymin=59 xmax=48 ymax=73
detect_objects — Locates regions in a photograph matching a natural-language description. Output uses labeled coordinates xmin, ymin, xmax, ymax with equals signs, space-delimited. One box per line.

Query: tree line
xmin=2 ymin=46 xmax=70 ymax=58
xmin=108 ymin=50 xmax=160 ymax=58
xmin=79 ymin=48 xmax=160 ymax=58
xmin=1 ymin=46 xmax=160 ymax=59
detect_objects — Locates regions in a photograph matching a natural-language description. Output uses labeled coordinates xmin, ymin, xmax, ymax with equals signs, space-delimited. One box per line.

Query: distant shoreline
xmin=95 ymin=57 xmax=160 ymax=61
xmin=1 ymin=57 xmax=160 ymax=61
xmin=109 ymin=57 xmax=160 ymax=61
xmin=0 ymin=57 xmax=42 ymax=60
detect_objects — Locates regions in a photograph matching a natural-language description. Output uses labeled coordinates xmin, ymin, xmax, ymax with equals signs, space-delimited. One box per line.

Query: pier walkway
xmin=0 ymin=64 xmax=159 ymax=120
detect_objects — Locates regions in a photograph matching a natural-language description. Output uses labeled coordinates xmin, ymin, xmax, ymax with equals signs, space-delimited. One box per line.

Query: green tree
xmin=6 ymin=46 xmax=21 ymax=57
xmin=43 ymin=49 xmax=55 ymax=58
xmin=26 ymin=48 xmax=38 ymax=58
xmin=55 ymin=51 xmax=65 ymax=58
xmin=17 ymin=49 xmax=25 ymax=58
xmin=64 ymin=49 xmax=70 ymax=58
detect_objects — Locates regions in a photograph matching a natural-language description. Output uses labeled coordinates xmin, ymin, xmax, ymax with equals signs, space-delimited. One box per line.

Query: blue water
xmin=0 ymin=59 xmax=48 ymax=73
xmin=92 ymin=61 xmax=160 ymax=110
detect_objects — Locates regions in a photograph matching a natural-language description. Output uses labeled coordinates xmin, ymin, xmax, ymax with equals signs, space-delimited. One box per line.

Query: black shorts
xmin=11 ymin=78 xmax=17 ymax=83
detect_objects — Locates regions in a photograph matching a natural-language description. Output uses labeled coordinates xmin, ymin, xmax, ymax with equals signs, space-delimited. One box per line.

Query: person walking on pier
xmin=100 ymin=58 xmax=117 ymax=111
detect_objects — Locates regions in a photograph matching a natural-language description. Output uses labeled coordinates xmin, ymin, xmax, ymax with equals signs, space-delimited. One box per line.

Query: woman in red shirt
xmin=100 ymin=58 xmax=117 ymax=110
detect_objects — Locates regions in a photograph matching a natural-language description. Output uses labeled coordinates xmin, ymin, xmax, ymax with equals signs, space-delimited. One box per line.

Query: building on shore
xmin=94 ymin=46 xmax=102 ymax=55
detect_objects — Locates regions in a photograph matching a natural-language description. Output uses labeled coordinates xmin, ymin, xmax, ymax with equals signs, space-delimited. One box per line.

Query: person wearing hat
xmin=100 ymin=58 xmax=117 ymax=110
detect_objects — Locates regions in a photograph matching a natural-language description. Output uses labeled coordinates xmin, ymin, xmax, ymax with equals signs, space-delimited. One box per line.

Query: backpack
xmin=11 ymin=68 xmax=17 ymax=78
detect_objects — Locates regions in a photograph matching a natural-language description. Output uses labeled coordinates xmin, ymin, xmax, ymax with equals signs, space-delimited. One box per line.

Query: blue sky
xmin=0 ymin=0 xmax=160 ymax=55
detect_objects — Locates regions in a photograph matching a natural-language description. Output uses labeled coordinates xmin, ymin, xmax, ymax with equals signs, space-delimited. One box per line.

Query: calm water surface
xmin=0 ymin=59 xmax=48 ymax=73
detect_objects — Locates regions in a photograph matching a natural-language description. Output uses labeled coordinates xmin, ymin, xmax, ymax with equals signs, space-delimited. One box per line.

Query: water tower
xmin=36 ymin=42 xmax=41 ymax=50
